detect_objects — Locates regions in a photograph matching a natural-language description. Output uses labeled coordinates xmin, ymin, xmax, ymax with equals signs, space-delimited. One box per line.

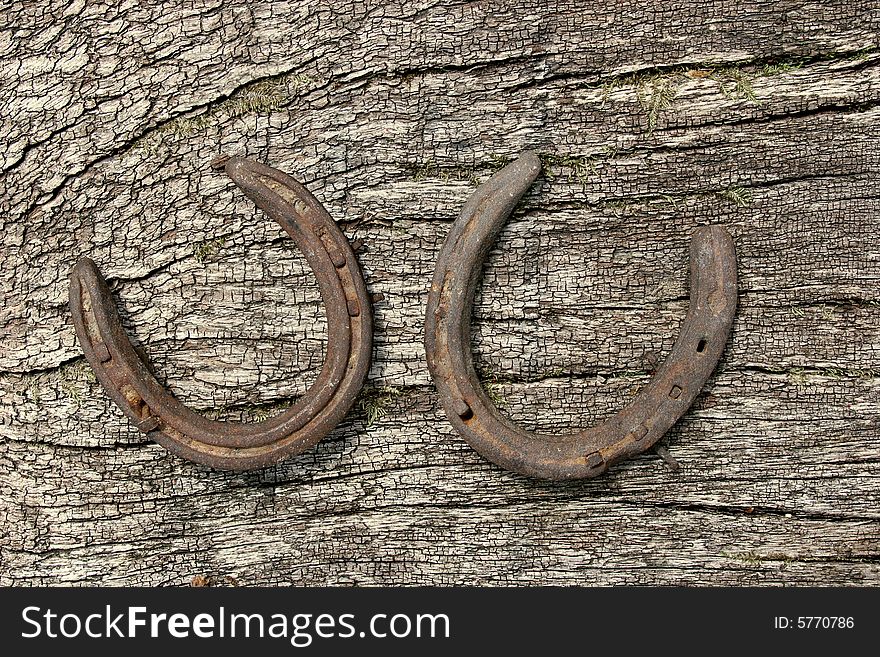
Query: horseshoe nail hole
xmin=669 ymin=385 xmax=682 ymax=400
xmin=120 ymin=384 xmax=142 ymax=407
xmin=454 ymin=400 xmax=473 ymax=420
xmin=136 ymin=416 xmax=160 ymax=433
xmin=346 ymin=297 xmax=361 ymax=317
xmin=95 ymin=342 xmax=112 ymax=363
xmin=696 ymin=339 xmax=707 ymax=353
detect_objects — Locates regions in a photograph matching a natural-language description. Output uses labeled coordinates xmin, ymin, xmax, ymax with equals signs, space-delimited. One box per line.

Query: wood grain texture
xmin=1 ymin=0 xmax=878 ymax=586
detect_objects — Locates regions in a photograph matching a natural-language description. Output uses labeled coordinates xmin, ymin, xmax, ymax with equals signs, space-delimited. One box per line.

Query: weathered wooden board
xmin=1 ymin=1 xmax=878 ymax=585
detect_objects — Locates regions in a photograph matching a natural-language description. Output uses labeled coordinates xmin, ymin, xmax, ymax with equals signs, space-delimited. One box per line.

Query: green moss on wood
xmin=358 ymin=385 xmax=403 ymax=427
xmin=134 ymin=73 xmax=316 ymax=155
xmin=193 ymin=237 xmax=226 ymax=263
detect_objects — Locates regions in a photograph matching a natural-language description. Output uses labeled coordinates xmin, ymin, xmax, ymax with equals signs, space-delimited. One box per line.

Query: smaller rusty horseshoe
xmin=69 ymin=157 xmax=372 ymax=470
xmin=424 ymin=151 xmax=737 ymax=480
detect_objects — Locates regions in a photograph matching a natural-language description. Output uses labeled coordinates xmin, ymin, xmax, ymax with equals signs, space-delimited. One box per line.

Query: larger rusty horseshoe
xmin=424 ymin=151 xmax=737 ymax=480
xmin=69 ymin=157 xmax=372 ymax=470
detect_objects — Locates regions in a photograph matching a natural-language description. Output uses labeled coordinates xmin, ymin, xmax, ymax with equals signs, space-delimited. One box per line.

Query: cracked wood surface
xmin=1 ymin=1 xmax=879 ymax=585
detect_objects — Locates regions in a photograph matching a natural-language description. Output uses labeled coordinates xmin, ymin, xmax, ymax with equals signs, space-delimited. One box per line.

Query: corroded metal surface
xmin=69 ymin=157 xmax=372 ymax=470
xmin=424 ymin=151 xmax=738 ymax=480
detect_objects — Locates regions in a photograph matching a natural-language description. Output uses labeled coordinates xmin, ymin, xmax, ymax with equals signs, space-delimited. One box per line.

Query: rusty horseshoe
xmin=69 ymin=157 xmax=372 ymax=470
xmin=424 ymin=151 xmax=737 ymax=480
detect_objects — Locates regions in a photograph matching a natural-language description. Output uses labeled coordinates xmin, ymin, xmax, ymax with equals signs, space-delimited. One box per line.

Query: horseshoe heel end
xmin=69 ymin=256 xmax=125 ymax=367
xmin=220 ymin=156 xmax=328 ymax=229
xmin=221 ymin=156 xmax=273 ymax=199
xmin=691 ymin=225 xmax=738 ymax=319
xmin=462 ymin=151 xmax=541 ymax=220
xmin=70 ymin=256 xmax=105 ymax=302
xmin=69 ymin=256 xmax=166 ymax=441
xmin=510 ymin=150 xmax=542 ymax=180
xmin=71 ymin=254 xmax=99 ymax=280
